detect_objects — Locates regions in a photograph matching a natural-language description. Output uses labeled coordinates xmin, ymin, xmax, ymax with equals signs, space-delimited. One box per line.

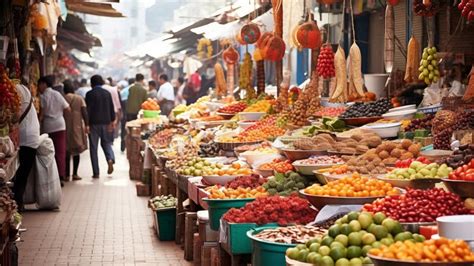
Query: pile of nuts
xmin=253 ymin=225 xmax=327 ymax=244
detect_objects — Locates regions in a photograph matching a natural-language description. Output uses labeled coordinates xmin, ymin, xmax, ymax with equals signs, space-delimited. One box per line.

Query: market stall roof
xmin=191 ymin=9 xmax=274 ymax=41
xmin=124 ymin=34 xmax=175 ymax=58
xmin=57 ymin=13 xmax=102 ymax=54
xmin=66 ymin=1 xmax=124 ymax=17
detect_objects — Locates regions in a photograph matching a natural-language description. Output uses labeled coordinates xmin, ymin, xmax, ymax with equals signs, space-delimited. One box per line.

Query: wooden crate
xmin=136 ymin=182 xmax=150 ymax=197
xmin=202 ymin=242 xmax=219 ymax=266
xmin=152 ymin=166 xmax=161 ymax=197
xmin=193 ymin=233 xmax=202 ymax=266
xmin=184 ymin=212 xmax=198 ymax=261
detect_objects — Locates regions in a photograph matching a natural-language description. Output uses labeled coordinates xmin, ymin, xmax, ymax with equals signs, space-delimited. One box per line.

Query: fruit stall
xmin=123 ymin=0 xmax=474 ymax=266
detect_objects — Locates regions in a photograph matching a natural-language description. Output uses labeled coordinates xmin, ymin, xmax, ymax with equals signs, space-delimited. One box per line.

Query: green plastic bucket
xmin=143 ymin=110 xmax=160 ymax=118
xmin=247 ymin=226 xmax=296 ymax=266
xmin=154 ymin=207 xmax=176 ymax=241
xmin=203 ymin=198 xmax=255 ymax=230
xmin=223 ymin=221 xmax=279 ymax=255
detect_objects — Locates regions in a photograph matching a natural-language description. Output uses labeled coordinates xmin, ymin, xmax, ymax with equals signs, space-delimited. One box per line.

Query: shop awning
xmin=66 ymin=1 xmax=124 ymax=17
xmin=57 ymin=13 xmax=102 ymax=54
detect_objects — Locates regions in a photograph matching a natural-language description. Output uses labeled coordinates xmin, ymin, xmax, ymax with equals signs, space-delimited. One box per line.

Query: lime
xmin=340 ymin=215 xmax=349 ymax=224
xmin=361 ymin=245 xmax=373 ymax=256
xmin=361 ymin=233 xmax=376 ymax=245
xmin=394 ymin=232 xmax=412 ymax=242
xmin=306 ymin=238 xmax=319 ymax=248
xmin=330 ymin=242 xmax=345 ymax=250
xmin=340 ymin=224 xmax=352 ymax=236
xmin=362 ymin=257 xmax=373 ymax=265
xmin=349 ymin=257 xmax=363 ymax=266
xmin=335 ymin=258 xmax=350 ymax=266
xmin=321 ymin=236 xmax=334 ymax=247
xmin=335 ymin=218 xmax=343 ymax=225
xmin=349 ymin=220 xmax=362 ymax=232
xmin=391 ymin=222 xmax=404 ymax=235
xmin=372 ymin=225 xmax=389 ymax=240
xmin=308 ymin=253 xmax=323 ymax=264
xmin=413 ymin=233 xmax=426 ymax=242
xmin=335 ymin=234 xmax=349 ymax=247
xmin=286 ymin=247 xmax=299 ymax=260
xmin=298 ymin=249 xmax=309 ymax=262
xmin=358 ymin=213 xmax=373 ymax=230
xmin=367 ymin=223 xmax=376 ymax=234
xmin=380 ymin=238 xmax=394 ymax=246
xmin=371 ymin=241 xmax=382 ymax=248
xmin=296 ymin=244 xmax=307 ymax=250
xmin=309 ymin=243 xmax=321 ymax=253
xmin=381 ymin=218 xmax=397 ymax=233
xmin=373 ymin=212 xmax=386 ymax=225
xmin=346 ymin=246 xmax=362 ymax=259
xmin=348 ymin=232 xmax=362 ymax=246
xmin=329 ymin=224 xmax=342 ymax=238
xmin=321 ymin=255 xmax=335 ymax=266
xmin=347 ymin=211 xmax=359 ymax=222
xmin=330 ymin=247 xmax=347 ymax=261
xmin=319 ymin=246 xmax=331 ymax=256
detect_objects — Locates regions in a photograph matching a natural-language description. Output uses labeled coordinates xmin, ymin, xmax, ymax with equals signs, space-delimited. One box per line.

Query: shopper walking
xmin=157 ymin=74 xmax=175 ymax=115
xmin=76 ymin=78 xmax=91 ymax=99
xmin=175 ymin=77 xmax=186 ymax=105
xmin=85 ymin=75 xmax=116 ymax=178
xmin=13 ymin=84 xmax=40 ymax=211
xmin=63 ymin=80 xmax=89 ymax=181
xmin=38 ymin=76 xmax=70 ymax=183
xmin=126 ymin=73 xmax=147 ymax=121
xmin=147 ymin=80 xmax=158 ymax=99
xmin=119 ymin=78 xmax=134 ymax=152
xmin=103 ymin=78 xmax=122 ymax=139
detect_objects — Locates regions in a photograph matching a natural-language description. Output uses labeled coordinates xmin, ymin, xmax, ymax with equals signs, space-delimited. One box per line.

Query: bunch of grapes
xmin=404 ymin=114 xmax=434 ymax=132
xmin=434 ymin=128 xmax=453 ymax=150
xmin=458 ymin=0 xmax=474 ymax=21
xmin=454 ymin=111 xmax=474 ymax=130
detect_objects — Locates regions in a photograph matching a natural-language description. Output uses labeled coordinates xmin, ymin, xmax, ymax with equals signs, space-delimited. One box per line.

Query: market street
xmin=17 ymin=143 xmax=191 ymax=266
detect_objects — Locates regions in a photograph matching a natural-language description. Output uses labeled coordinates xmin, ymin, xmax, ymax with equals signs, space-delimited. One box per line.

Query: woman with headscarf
xmin=63 ymin=80 xmax=89 ymax=181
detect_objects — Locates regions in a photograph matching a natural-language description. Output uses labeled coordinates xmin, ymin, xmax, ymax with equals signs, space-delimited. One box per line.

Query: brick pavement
xmin=18 ymin=143 xmax=191 ymax=266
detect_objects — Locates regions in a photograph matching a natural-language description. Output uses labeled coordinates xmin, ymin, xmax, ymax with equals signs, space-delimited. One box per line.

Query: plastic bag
xmin=34 ymin=134 xmax=61 ymax=210
xmin=22 ymin=170 xmax=36 ymax=205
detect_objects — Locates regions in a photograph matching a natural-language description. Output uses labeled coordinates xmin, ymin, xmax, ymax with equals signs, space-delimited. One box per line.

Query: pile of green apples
xmin=286 ymin=211 xmax=425 ymax=266
xmin=387 ymin=161 xmax=453 ymax=180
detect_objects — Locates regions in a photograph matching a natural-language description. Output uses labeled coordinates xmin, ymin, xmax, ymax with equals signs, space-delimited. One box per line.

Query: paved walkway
xmin=18 ymin=143 xmax=190 ymax=266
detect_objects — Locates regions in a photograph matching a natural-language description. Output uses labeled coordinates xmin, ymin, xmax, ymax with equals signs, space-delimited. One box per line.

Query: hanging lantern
xmin=295 ymin=15 xmax=321 ymax=50
xmin=222 ymin=46 xmax=240 ymax=64
xmin=262 ymin=35 xmax=286 ymax=61
xmin=239 ymin=23 xmax=261 ymax=45
xmin=413 ymin=0 xmax=439 ymax=16
xmin=256 ymin=32 xmax=274 ymax=49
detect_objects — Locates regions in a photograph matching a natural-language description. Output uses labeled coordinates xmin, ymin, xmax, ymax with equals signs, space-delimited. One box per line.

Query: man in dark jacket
xmin=85 ymin=75 xmax=116 ymax=178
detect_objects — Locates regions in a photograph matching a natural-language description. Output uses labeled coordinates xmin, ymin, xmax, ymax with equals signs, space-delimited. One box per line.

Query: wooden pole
xmin=273 ymin=0 xmax=283 ymax=95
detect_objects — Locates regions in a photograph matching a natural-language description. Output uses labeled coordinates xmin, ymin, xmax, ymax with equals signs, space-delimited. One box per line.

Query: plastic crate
xmin=247 ymin=225 xmax=294 ymax=266
xmin=153 ymin=207 xmax=176 ymax=241
xmin=203 ymin=198 xmax=255 ymax=230
xmin=222 ymin=221 xmax=278 ymax=255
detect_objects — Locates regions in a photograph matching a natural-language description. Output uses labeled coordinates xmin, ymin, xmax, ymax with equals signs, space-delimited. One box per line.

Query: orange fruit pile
xmin=141 ymin=98 xmax=160 ymax=111
xmin=369 ymin=238 xmax=474 ymax=263
xmin=304 ymin=173 xmax=400 ymax=197
xmin=208 ymin=186 xmax=267 ymax=199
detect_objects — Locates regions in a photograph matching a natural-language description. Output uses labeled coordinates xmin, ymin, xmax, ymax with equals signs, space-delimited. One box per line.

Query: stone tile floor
xmin=18 ymin=143 xmax=191 ymax=266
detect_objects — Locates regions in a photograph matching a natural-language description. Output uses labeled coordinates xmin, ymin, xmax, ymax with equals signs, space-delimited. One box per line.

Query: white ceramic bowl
xmin=293 ymin=162 xmax=344 ymax=176
xmin=202 ymin=175 xmax=239 ymax=186
xmin=382 ymin=109 xmax=416 ymax=121
xmin=437 ymin=215 xmax=474 ymax=241
xmin=237 ymin=121 xmax=257 ymax=129
xmin=361 ymin=122 xmax=401 ymax=138
xmin=240 ymin=152 xmax=281 ymax=165
xmin=388 ymin=104 xmax=416 ymax=113
xmin=239 ymin=112 xmax=266 ymax=121
xmin=205 ymin=101 xmax=226 ymax=111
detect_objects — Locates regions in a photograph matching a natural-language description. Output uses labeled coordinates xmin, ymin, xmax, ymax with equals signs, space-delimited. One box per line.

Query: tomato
xmin=470 ymin=159 xmax=474 ymax=168
xmin=465 ymin=173 xmax=474 ymax=181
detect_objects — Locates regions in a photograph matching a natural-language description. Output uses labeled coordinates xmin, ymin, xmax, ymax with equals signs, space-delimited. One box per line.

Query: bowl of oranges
xmin=300 ymin=173 xmax=400 ymax=209
xmin=202 ymin=162 xmax=253 ymax=186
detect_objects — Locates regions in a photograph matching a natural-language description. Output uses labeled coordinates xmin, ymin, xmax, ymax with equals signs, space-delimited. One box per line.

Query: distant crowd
xmin=13 ymin=72 xmax=207 ymax=211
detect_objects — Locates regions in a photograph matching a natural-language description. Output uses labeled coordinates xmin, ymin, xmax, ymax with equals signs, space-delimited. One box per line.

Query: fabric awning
xmin=66 ymin=2 xmax=124 ymax=17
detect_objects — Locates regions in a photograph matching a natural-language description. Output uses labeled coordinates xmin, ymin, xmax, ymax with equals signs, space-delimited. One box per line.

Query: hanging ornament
xmin=238 ymin=23 xmax=261 ymax=45
xmin=197 ymin=38 xmax=213 ymax=59
xmin=295 ymin=13 xmax=322 ymax=50
xmin=261 ymin=34 xmax=286 ymax=61
xmin=222 ymin=46 xmax=239 ymax=64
